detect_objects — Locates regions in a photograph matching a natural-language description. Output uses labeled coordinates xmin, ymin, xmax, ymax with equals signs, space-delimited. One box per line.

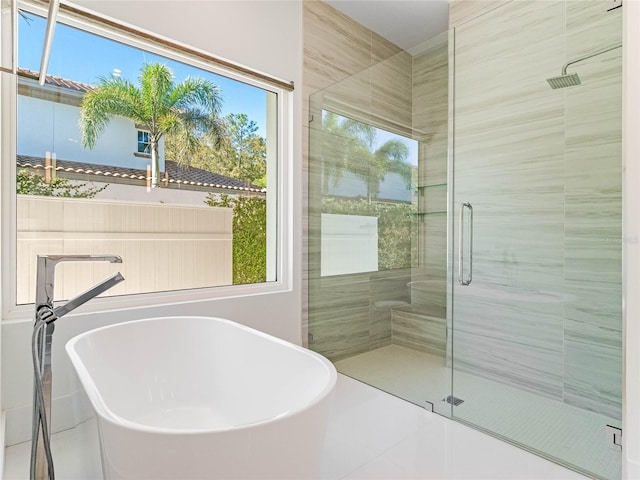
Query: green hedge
xmin=206 ymin=194 xmax=266 ymax=284
xmin=17 ymin=169 xmax=107 ymax=198
xmin=322 ymin=197 xmax=416 ymax=270
xmin=205 ymin=193 xmax=414 ymax=284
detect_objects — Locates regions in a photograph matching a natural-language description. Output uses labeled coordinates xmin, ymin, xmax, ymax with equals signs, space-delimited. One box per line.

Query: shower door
xmin=450 ymin=1 xmax=622 ymax=479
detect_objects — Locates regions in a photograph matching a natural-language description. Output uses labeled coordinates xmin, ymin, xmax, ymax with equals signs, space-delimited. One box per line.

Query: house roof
xmin=18 ymin=68 xmax=94 ymax=94
xmin=17 ymin=155 xmax=265 ymax=193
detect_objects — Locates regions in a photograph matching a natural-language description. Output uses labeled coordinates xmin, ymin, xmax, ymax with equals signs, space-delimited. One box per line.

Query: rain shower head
xmin=546 ymin=72 xmax=581 ymax=89
xmin=546 ymin=43 xmax=621 ymax=90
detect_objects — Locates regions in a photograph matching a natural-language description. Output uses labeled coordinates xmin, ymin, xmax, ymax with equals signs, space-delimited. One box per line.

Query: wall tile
xmin=449 ymin=0 xmax=509 ymax=27
xmin=451 ymin=0 xmax=622 ymax=422
xmin=392 ymin=306 xmax=447 ymax=356
xmin=303 ymin=1 xmax=371 ymax=94
xmin=304 ymin=0 xmax=416 ymax=358
xmin=562 ymin=0 xmax=623 ymax=418
xmin=451 ymin=0 xmax=566 ymax=400
xmin=306 ymin=0 xmax=622 ymax=430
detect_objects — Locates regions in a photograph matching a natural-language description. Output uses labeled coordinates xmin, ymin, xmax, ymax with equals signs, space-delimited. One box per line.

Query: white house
xmin=17 ymin=68 xmax=166 ymax=173
xmin=16 ymin=68 xmax=264 ymax=204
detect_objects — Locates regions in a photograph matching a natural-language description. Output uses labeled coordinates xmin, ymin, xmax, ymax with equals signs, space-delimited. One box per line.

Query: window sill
xmin=133 ymin=152 xmax=151 ymax=158
xmin=3 ymin=279 xmax=290 ymax=322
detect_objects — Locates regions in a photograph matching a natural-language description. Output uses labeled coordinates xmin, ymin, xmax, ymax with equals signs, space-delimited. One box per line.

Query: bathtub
xmin=65 ymin=316 xmax=337 ymax=479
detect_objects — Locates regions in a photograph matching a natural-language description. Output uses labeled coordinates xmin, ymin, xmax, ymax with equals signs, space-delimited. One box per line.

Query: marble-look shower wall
xmin=303 ymin=0 xmax=413 ymax=360
xmin=562 ymin=0 xmax=622 ymax=419
xmin=449 ymin=0 xmax=508 ymax=28
xmin=411 ymin=32 xmax=449 ymax=312
xmin=303 ymin=0 xmax=385 ymax=350
xmin=451 ymin=0 xmax=622 ymax=419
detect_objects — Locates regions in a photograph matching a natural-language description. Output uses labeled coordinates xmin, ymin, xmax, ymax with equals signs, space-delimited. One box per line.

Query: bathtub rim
xmin=65 ymin=315 xmax=337 ymax=436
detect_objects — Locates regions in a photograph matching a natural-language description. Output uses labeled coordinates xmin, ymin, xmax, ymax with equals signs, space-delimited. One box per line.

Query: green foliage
xmin=168 ymin=112 xmax=267 ymax=185
xmin=322 ymin=197 xmax=416 ymax=270
xmin=16 ymin=170 xmax=107 ymax=198
xmin=224 ymin=113 xmax=267 ymax=183
xmin=80 ymin=62 xmax=224 ymax=185
xmin=205 ymin=193 xmax=267 ymax=284
xmin=253 ymin=174 xmax=267 ymax=189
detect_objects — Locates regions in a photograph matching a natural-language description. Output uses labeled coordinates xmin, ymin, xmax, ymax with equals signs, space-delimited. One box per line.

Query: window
xmin=137 ymin=130 xmax=151 ymax=155
xmin=317 ymin=111 xmax=418 ymax=277
xmin=7 ymin=3 xmax=287 ymax=309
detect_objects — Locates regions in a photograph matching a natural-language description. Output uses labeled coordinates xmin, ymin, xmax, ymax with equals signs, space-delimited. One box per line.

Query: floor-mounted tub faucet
xmin=31 ymin=255 xmax=124 ymax=480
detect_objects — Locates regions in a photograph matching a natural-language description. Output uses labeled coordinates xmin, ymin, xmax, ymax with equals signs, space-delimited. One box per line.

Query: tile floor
xmin=4 ymin=374 xmax=588 ymax=479
xmin=336 ymin=345 xmax=620 ymax=480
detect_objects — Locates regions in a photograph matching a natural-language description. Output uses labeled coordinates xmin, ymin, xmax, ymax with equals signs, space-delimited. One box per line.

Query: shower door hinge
xmin=607 ymin=0 xmax=622 ymax=11
xmin=606 ymin=425 xmax=622 ymax=450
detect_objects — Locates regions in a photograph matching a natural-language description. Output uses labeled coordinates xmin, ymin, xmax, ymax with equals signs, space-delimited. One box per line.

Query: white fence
xmin=16 ymin=195 xmax=233 ymax=304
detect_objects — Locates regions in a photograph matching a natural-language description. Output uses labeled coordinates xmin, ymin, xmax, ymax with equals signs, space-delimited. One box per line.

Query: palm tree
xmin=321 ymin=112 xmax=413 ymax=201
xmin=79 ymin=62 xmax=224 ymax=187
xmin=367 ymin=139 xmax=412 ymax=199
xmin=320 ymin=111 xmax=374 ymax=195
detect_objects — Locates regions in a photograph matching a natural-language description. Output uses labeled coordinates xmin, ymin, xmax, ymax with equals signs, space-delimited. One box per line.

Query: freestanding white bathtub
xmin=65 ymin=316 xmax=337 ymax=479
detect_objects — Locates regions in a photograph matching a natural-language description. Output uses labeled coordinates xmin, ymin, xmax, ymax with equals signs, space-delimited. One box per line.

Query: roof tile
xmin=16 ymin=155 xmax=265 ymax=193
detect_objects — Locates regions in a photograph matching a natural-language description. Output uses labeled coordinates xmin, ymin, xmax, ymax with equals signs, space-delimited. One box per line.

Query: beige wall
xmin=303 ymin=0 xmax=416 ymax=359
xmin=411 ymin=31 xmax=449 ymax=315
xmin=304 ymin=0 xmax=452 ymax=361
xmin=449 ymin=0 xmax=508 ymax=27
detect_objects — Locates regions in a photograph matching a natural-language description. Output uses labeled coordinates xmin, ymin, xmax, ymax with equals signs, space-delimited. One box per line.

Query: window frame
xmin=136 ymin=130 xmax=151 ymax=155
xmin=2 ymin=1 xmax=293 ymax=319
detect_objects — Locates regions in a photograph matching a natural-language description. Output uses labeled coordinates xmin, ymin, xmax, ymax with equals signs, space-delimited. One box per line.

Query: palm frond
xmin=80 ymin=62 xmax=225 ymax=176
xmin=166 ymin=121 xmax=202 ymax=168
xmin=375 ymin=139 xmax=413 ymax=187
xmin=376 ymin=139 xmax=409 ymax=163
xmin=169 ymin=77 xmax=223 ymax=117
xmin=140 ymin=63 xmax=174 ymax=120
xmin=79 ymin=77 xmax=142 ymax=148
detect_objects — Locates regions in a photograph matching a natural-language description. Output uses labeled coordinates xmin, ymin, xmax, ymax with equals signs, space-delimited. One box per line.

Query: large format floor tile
xmin=5 ymin=374 xmax=588 ymax=480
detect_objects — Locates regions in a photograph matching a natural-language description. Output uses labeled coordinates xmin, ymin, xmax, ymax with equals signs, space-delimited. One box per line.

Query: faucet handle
xmin=35 ymin=254 xmax=123 ymax=312
xmin=53 ymin=272 xmax=124 ymax=318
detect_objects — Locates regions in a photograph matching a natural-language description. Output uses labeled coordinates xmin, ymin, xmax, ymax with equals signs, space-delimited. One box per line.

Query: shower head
xmin=546 ymin=72 xmax=581 ymax=89
xmin=547 ymin=43 xmax=621 ymax=90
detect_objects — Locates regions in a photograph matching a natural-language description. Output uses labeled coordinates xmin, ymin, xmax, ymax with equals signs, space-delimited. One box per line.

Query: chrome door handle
xmin=458 ymin=202 xmax=473 ymax=286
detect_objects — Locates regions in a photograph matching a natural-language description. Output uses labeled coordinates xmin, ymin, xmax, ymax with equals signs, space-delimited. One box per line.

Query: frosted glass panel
xmin=321 ymin=214 xmax=378 ymax=276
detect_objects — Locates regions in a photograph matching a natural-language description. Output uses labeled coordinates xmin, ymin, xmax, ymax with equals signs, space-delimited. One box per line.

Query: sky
xmin=18 ymin=12 xmax=417 ymax=163
xmin=18 ymin=12 xmax=268 ymax=137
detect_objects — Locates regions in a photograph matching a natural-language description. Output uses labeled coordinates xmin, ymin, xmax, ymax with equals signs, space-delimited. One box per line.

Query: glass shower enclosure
xmin=308 ymin=1 xmax=622 ymax=479
xmin=308 ymin=32 xmax=452 ymax=416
